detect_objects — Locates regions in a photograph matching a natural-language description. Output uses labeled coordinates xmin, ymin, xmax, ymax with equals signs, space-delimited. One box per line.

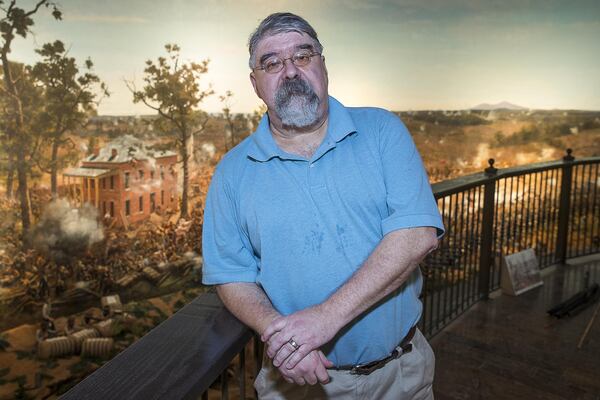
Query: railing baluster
xmin=531 ymin=171 xmax=538 ymax=250
xmin=572 ymin=165 xmax=583 ymax=257
xmin=549 ymin=168 xmax=558 ymax=264
xmin=448 ymin=193 xmax=455 ymax=317
xmin=473 ymin=185 xmax=483 ymax=298
xmin=436 ymin=196 xmax=447 ymax=331
xmin=463 ymin=189 xmax=473 ymax=305
xmin=239 ymin=348 xmax=246 ymax=400
xmin=556 ymin=149 xmax=575 ymax=263
xmin=518 ymin=175 xmax=524 ymax=251
xmin=539 ymin=171 xmax=549 ymax=267
xmin=456 ymin=189 xmax=465 ymax=313
xmin=221 ymin=370 xmax=229 ymax=400
xmin=478 ymin=159 xmax=497 ymax=299
xmin=524 ymin=173 xmax=532 ymax=250
xmin=591 ymin=163 xmax=600 ymax=254
xmin=254 ymin=334 xmax=262 ymax=399
xmin=575 ymin=165 xmax=583 ymax=256
xmin=491 ymin=180 xmax=501 ymax=289
xmin=546 ymin=168 xmax=553 ymax=262
xmin=531 ymin=172 xmax=539 ymax=250
xmin=498 ymin=177 xmax=508 ymax=276
xmin=582 ymin=164 xmax=593 ymax=255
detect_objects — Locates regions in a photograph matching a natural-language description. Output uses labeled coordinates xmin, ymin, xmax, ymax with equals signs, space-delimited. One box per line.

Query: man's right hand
xmin=214 ymin=284 xmax=332 ymax=385
xmin=276 ymin=349 xmax=332 ymax=386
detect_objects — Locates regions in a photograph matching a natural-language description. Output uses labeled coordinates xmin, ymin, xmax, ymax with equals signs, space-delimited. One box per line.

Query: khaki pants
xmin=254 ymin=328 xmax=435 ymax=400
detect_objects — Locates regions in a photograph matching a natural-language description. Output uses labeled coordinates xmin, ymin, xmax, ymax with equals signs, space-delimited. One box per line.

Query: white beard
xmin=275 ymin=78 xmax=320 ymax=129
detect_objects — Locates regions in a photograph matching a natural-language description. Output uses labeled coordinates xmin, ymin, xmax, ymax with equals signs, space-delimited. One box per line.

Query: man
xmin=202 ymin=12 xmax=444 ymax=400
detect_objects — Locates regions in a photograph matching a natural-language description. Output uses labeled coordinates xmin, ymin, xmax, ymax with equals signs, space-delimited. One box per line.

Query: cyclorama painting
xmin=1 ymin=1 xmax=600 ymax=399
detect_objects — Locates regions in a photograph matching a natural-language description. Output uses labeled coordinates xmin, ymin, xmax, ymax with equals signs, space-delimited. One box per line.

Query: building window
xmin=91 ymin=179 xmax=95 ymax=189
xmin=139 ymin=169 xmax=144 ymax=180
xmin=150 ymin=193 xmax=156 ymax=212
xmin=160 ymin=165 xmax=164 ymax=180
xmin=139 ymin=196 xmax=143 ymax=212
xmin=170 ymin=164 xmax=175 ymax=176
xmin=150 ymin=170 xmax=155 ymax=180
xmin=125 ymin=200 xmax=130 ymax=216
xmin=161 ymin=190 xmax=164 ymax=205
xmin=102 ymin=201 xmax=106 ymax=216
xmin=84 ymin=179 xmax=88 ymax=189
xmin=110 ymin=201 xmax=114 ymax=217
xmin=110 ymin=176 xmax=114 ymax=190
xmin=102 ymin=178 xmax=106 ymax=189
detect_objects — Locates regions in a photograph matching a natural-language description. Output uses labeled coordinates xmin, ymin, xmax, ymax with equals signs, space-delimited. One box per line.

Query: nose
xmin=281 ymin=58 xmax=300 ymax=79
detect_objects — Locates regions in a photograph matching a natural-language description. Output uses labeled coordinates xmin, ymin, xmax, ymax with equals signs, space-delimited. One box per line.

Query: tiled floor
xmin=431 ymin=256 xmax=600 ymax=400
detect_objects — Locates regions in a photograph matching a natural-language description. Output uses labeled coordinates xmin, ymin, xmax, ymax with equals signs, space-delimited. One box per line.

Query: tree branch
xmin=24 ymin=0 xmax=49 ymax=18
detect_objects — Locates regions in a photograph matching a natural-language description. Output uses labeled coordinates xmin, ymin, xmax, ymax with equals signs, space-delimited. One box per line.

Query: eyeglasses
xmin=254 ymin=50 xmax=321 ymax=74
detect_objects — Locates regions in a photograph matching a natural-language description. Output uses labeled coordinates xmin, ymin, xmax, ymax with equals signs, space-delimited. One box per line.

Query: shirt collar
xmin=247 ymin=96 xmax=357 ymax=162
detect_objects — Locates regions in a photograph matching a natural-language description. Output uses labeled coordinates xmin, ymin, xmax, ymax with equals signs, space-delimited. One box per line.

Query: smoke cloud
xmin=29 ymin=199 xmax=104 ymax=264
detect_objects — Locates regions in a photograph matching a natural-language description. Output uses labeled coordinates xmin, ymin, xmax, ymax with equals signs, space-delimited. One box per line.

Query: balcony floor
xmin=431 ymin=255 xmax=600 ymax=400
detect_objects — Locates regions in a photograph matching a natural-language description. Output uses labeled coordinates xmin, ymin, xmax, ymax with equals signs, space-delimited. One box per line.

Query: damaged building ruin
xmin=62 ymin=136 xmax=178 ymax=227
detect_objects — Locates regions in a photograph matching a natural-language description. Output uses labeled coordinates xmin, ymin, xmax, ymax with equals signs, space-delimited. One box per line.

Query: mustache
xmin=275 ymin=77 xmax=316 ymax=101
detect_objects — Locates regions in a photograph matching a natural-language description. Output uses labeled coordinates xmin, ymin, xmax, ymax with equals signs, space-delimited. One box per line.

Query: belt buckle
xmin=346 ymin=330 xmax=415 ymax=376
xmin=349 ymin=349 xmax=398 ymax=375
xmin=350 ymin=362 xmax=379 ymax=375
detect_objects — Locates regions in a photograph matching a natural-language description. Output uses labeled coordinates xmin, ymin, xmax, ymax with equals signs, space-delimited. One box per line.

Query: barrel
xmin=69 ymin=328 xmax=100 ymax=353
xmin=81 ymin=338 xmax=114 ymax=358
xmin=38 ymin=336 xmax=76 ymax=359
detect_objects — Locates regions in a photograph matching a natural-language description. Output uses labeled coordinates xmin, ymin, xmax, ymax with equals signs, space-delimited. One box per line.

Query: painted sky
xmin=7 ymin=0 xmax=600 ymax=114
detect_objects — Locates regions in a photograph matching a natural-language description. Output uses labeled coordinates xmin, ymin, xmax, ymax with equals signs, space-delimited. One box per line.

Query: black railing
xmin=421 ymin=151 xmax=600 ymax=337
xmin=62 ymin=151 xmax=600 ymax=399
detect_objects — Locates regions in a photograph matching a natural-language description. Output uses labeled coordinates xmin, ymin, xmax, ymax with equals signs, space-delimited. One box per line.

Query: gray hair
xmin=248 ymin=12 xmax=323 ymax=69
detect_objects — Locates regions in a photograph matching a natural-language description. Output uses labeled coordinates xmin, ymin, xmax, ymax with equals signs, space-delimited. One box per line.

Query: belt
xmin=329 ymin=325 xmax=417 ymax=375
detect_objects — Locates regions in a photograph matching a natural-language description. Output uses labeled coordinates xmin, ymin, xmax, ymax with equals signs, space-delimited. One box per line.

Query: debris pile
xmin=36 ymin=295 xmax=133 ymax=360
xmin=0 ymin=192 xmax=205 ymax=329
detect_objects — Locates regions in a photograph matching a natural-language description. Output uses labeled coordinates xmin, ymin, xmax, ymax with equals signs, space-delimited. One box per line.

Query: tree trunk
xmin=180 ymin=133 xmax=190 ymax=219
xmin=2 ymin=54 xmax=33 ymax=234
xmin=6 ymin=153 xmax=15 ymax=199
xmin=1 ymin=0 xmax=54 ymax=236
xmin=50 ymin=138 xmax=59 ymax=198
xmin=16 ymin=145 xmax=32 ymax=232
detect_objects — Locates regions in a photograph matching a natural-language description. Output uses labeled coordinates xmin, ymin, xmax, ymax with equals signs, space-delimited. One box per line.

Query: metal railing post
xmin=478 ymin=159 xmax=498 ymax=300
xmin=555 ymin=149 xmax=575 ymax=264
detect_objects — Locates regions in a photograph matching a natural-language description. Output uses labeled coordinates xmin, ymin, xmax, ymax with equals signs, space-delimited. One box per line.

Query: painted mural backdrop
xmin=1 ymin=1 xmax=599 ymax=398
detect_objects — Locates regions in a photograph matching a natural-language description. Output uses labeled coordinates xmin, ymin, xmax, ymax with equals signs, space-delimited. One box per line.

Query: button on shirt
xmin=202 ymin=96 xmax=445 ymax=366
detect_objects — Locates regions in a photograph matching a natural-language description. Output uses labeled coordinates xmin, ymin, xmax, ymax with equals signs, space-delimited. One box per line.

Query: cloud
xmin=64 ymin=14 xmax=149 ymax=24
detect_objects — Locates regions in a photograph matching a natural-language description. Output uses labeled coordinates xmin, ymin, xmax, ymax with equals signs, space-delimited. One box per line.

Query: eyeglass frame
xmin=253 ymin=50 xmax=322 ymax=74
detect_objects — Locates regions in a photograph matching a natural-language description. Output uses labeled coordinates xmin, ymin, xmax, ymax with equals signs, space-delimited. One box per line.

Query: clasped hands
xmin=261 ymin=305 xmax=339 ymax=386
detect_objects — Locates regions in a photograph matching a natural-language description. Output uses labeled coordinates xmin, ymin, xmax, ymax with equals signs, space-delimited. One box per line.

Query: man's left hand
xmin=261 ymin=305 xmax=340 ymax=369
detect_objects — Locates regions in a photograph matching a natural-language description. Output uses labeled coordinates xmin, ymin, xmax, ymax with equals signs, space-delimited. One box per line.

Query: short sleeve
xmin=378 ymin=113 xmax=445 ymax=238
xmin=202 ymin=168 xmax=258 ymax=284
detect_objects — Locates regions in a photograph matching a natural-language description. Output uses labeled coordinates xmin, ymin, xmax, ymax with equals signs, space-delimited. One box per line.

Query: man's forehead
xmin=255 ymin=31 xmax=315 ymax=56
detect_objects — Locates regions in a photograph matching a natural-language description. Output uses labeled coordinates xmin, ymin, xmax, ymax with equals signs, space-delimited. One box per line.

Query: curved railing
xmin=62 ymin=151 xmax=600 ymax=399
xmin=421 ymin=151 xmax=600 ymax=337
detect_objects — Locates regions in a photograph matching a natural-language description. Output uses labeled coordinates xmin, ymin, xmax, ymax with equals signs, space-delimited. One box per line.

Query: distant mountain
xmin=471 ymin=101 xmax=527 ymax=111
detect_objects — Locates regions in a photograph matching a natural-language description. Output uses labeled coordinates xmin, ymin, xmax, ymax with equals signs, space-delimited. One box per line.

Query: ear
xmin=249 ymin=72 xmax=260 ymax=98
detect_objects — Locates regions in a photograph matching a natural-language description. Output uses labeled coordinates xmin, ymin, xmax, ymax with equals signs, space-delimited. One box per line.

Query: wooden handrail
xmin=61 ymin=293 xmax=252 ymax=400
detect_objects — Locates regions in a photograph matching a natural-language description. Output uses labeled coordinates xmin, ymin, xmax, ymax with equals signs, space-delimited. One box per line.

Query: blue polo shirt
xmin=202 ymin=96 xmax=444 ymax=366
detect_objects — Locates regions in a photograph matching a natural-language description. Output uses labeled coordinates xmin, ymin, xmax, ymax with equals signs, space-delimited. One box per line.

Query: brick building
xmin=63 ymin=136 xmax=178 ymax=227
